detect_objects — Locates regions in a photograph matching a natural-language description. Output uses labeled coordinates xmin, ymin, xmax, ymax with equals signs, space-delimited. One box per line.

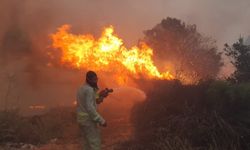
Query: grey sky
xmin=45 ymin=0 xmax=250 ymax=48
xmin=1 ymin=0 xmax=250 ymax=46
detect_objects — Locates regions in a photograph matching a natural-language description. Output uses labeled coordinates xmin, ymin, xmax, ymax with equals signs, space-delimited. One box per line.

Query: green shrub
xmin=116 ymin=80 xmax=250 ymax=150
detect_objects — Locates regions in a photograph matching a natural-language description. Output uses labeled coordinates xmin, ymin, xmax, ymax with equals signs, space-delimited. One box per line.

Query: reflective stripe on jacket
xmin=76 ymin=83 xmax=105 ymax=125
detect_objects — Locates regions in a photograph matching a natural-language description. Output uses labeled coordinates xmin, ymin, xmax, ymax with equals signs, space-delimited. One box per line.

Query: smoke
xmin=1 ymin=0 xmax=249 ymax=46
xmin=245 ymin=36 xmax=250 ymax=45
xmin=0 ymin=0 xmax=68 ymax=112
xmin=0 ymin=0 xmax=249 ymax=114
xmin=0 ymin=0 xmax=146 ymax=115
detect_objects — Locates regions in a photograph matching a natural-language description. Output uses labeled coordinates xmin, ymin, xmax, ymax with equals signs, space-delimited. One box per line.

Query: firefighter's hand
xmin=100 ymin=121 xmax=107 ymax=127
xmin=96 ymin=97 xmax=104 ymax=104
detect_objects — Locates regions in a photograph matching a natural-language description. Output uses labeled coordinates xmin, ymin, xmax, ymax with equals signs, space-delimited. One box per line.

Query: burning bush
xmin=49 ymin=25 xmax=173 ymax=86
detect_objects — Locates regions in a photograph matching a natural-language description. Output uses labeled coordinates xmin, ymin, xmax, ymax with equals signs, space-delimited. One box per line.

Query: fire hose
xmin=96 ymin=88 xmax=113 ymax=104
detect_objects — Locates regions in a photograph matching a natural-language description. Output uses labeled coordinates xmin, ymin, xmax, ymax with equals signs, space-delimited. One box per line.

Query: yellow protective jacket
xmin=76 ymin=83 xmax=105 ymax=125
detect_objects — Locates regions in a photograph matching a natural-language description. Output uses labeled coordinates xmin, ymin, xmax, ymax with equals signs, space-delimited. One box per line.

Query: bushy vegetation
xmin=224 ymin=38 xmax=250 ymax=83
xmin=115 ymin=80 xmax=250 ymax=150
xmin=0 ymin=107 xmax=77 ymax=145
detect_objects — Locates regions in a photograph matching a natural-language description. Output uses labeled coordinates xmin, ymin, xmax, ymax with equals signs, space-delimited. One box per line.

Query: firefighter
xmin=76 ymin=71 xmax=107 ymax=150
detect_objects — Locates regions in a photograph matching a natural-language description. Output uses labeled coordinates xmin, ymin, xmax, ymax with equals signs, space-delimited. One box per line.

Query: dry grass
xmin=0 ymin=107 xmax=78 ymax=145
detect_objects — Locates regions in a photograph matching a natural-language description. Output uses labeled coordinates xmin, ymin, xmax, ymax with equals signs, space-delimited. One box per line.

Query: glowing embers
xmin=29 ymin=105 xmax=46 ymax=110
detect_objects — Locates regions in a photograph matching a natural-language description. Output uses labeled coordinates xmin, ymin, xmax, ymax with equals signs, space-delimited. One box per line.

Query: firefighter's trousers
xmin=79 ymin=121 xmax=101 ymax=150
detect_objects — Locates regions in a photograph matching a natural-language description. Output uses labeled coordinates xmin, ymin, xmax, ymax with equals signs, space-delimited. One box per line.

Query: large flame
xmin=49 ymin=25 xmax=173 ymax=83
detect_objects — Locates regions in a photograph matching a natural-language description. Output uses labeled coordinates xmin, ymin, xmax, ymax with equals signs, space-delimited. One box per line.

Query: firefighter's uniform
xmin=76 ymin=83 xmax=105 ymax=150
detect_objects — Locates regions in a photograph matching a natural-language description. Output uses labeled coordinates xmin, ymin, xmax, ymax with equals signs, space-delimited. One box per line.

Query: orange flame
xmin=49 ymin=25 xmax=173 ymax=82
